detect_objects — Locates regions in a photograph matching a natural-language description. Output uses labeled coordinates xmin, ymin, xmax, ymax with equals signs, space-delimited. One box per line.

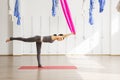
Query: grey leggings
xmin=10 ymin=36 xmax=42 ymax=67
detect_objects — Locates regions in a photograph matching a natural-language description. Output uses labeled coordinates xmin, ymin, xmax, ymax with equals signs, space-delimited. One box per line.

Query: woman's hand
xmin=63 ymin=33 xmax=74 ymax=38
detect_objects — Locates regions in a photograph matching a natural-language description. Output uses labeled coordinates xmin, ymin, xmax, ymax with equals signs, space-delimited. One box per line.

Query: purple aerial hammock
xmin=60 ymin=0 xmax=72 ymax=33
xmin=60 ymin=0 xmax=76 ymax=34
xmin=64 ymin=0 xmax=76 ymax=34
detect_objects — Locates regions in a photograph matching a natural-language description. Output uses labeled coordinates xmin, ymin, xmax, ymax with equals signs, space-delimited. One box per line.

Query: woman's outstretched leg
xmin=36 ymin=42 xmax=42 ymax=67
xmin=6 ymin=36 xmax=41 ymax=42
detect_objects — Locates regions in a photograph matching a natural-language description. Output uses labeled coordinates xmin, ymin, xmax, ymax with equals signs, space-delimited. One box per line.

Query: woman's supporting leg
xmin=36 ymin=42 xmax=42 ymax=67
xmin=10 ymin=36 xmax=41 ymax=42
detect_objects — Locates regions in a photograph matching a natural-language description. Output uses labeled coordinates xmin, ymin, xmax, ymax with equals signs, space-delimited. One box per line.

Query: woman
xmin=6 ymin=33 xmax=73 ymax=67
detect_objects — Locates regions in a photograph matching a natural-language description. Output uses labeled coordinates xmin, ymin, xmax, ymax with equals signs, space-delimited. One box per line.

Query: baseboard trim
xmin=21 ymin=53 xmax=113 ymax=56
xmin=22 ymin=54 xmax=66 ymax=56
xmin=1 ymin=53 xmax=120 ymax=56
xmin=0 ymin=53 xmax=13 ymax=56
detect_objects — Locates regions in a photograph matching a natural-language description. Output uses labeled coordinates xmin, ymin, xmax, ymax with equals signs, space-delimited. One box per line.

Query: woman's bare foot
xmin=6 ymin=38 xmax=11 ymax=43
xmin=38 ymin=64 xmax=43 ymax=68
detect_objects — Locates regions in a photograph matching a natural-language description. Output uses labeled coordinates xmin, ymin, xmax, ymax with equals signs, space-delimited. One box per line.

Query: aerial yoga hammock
xmin=89 ymin=0 xmax=94 ymax=25
xmin=98 ymin=0 xmax=105 ymax=13
xmin=89 ymin=0 xmax=105 ymax=25
xmin=60 ymin=0 xmax=76 ymax=34
xmin=14 ymin=0 xmax=21 ymax=25
xmin=52 ymin=0 xmax=59 ymax=16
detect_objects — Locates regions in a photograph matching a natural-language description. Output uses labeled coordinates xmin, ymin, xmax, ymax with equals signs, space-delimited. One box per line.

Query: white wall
xmin=1 ymin=0 xmax=120 ymax=55
xmin=0 ymin=0 xmax=13 ymax=55
xmin=111 ymin=0 xmax=120 ymax=54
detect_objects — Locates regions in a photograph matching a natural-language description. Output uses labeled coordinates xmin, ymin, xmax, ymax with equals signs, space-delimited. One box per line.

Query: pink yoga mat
xmin=19 ymin=66 xmax=77 ymax=70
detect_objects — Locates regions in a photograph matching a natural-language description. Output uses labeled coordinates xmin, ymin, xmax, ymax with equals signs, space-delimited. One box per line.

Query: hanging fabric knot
xmin=52 ymin=0 xmax=59 ymax=16
xmin=98 ymin=0 xmax=105 ymax=13
xmin=14 ymin=0 xmax=21 ymax=25
xmin=89 ymin=0 xmax=94 ymax=25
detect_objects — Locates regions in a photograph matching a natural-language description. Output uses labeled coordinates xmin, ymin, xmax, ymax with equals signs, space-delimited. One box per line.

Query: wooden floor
xmin=0 ymin=55 xmax=120 ymax=80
